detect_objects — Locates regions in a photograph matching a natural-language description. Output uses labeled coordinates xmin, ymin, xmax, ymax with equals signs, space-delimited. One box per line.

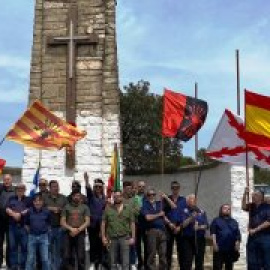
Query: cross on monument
xmin=47 ymin=3 xmax=99 ymax=168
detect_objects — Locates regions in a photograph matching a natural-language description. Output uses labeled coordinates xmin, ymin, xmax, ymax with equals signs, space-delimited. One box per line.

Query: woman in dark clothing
xmin=210 ymin=204 xmax=241 ymax=270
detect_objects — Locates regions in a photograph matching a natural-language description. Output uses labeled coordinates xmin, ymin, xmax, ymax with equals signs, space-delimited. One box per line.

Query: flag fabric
xmin=0 ymin=159 xmax=6 ymax=175
xmin=6 ymin=100 xmax=86 ymax=150
xmin=162 ymin=88 xmax=208 ymax=141
xmin=207 ymin=109 xmax=270 ymax=168
xmin=29 ymin=163 xmax=41 ymax=197
xmin=107 ymin=144 xmax=121 ymax=196
xmin=244 ymin=90 xmax=270 ymax=149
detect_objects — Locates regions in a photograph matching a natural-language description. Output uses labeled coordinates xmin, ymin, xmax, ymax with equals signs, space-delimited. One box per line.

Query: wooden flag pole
xmin=161 ymin=136 xmax=165 ymax=190
xmin=194 ymin=82 xmax=202 ymax=199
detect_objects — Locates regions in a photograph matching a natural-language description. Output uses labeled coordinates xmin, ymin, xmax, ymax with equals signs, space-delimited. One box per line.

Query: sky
xmin=1 ymin=0 xmax=270 ymax=167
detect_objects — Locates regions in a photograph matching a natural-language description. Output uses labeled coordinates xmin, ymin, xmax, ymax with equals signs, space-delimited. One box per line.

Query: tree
xmin=197 ymin=148 xmax=214 ymax=164
xmin=120 ymin=80 xmax=182 ymax=174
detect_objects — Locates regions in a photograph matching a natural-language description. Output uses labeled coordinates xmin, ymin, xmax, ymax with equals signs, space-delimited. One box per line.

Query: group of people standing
xmin=0 ymin=173 xmax=269 ymax=270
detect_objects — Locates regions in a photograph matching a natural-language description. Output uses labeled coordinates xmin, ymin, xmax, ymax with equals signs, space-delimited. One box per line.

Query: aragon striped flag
xmin=162 ymin=88 xmax=208 ymax=141
xmin=244 ymin=90 xmax=270 ymax=149
xmin=0 ymin=159 xmax=6 ymax=175
xmin=107 ymin=144 xmax=121 ymax=196
xmin=6 ymin=100 xmax=86 ymax=149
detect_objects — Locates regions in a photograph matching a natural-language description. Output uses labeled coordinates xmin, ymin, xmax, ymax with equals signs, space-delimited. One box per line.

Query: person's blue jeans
xmin=9 ymin=224 xmax=28 ymax=269
xmin=25 ymin=233 xmax=50 ymax=270
xmin=247 ymin=234 xmax=270 ymax=270
xmin=50 ymin=227 xmax=64 ymax=270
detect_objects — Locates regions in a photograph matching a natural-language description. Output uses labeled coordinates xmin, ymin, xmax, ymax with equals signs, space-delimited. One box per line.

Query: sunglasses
xmin=94 ymin=185 xmax=103 ymax=189
xmin=39 ymin=183 xmax=47 ymax=186
xmin=171 ymin=186 xmax=180 ymax=189
xmin=148 ymin=193 xmax=156 ymax=196
xmin=138 ymin=186 xmax=145 ymax=188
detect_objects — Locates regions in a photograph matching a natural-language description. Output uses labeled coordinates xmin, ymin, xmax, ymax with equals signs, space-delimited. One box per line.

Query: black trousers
xmin=62 ymin=231 xmax=85 ymax=270
xmin=0 ymin=219 xmax=9 ymax=267
xmin=88 ymin=226 xmax=103 ymax=266
xmin=166 ymin=228 xmax=184 ymax=269
xmin=182 ymin=236 xmax=206 ymax=270
xmin=136 ymin=225 xmax=147 ymax=269
xmin=213 ymin=251 xmax=233 ymax=270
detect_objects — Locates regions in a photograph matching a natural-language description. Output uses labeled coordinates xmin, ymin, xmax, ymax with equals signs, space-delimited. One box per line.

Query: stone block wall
xmin=22 ymin=0 xmax=120 ymax=194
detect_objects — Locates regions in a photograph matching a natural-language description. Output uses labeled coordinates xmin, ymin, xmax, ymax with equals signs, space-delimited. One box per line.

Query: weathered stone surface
xmin=23 ymin=0 xmax=120 ymax=192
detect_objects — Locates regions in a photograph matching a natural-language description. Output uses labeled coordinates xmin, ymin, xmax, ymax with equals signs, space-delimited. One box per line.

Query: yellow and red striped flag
xmin=107 ymin=144 xmax=121 ymax=197
xmin=6 ymin=100 xmax=86 ymax=149
xmin=0 ymin=159 xmax=6 ymax=175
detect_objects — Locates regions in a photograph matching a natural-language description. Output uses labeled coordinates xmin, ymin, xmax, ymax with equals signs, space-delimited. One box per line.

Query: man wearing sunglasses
xmin=164 ymin=181 xmax=186 ymax=269
xmin=141 ymin=188 xmax=176 ymax=270
xmin=38 ymin=178 xmax=49 ymax=200
xmin=84 ymin=172 xmax=106 ymax=270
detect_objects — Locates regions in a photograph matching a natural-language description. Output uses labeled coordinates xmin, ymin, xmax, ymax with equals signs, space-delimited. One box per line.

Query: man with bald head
xmin=0 ymin=174 xmax=15 ymax=268
xmin=242 ymin=188 xmax=270 ymax=269
xmin=180 ymin=194 xmax=208 ymax=270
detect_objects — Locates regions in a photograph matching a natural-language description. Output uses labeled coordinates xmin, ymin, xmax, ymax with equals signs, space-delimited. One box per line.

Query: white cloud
xmin=0 ymin=54 xmax=30 ymax=73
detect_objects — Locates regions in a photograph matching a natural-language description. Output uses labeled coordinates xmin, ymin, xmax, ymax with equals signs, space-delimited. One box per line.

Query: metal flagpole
xmin=0 ymin=137 xmax=6 ymax=148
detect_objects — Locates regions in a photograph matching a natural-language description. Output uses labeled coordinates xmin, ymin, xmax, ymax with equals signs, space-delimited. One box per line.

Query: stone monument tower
xmin=22 ymin=0 xmax=120 ymax=194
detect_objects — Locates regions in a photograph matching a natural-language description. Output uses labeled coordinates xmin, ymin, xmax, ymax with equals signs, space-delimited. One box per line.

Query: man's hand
xmin=128 ymin=238 xmax=135 ymax=246
xmin=159 ymin=191 xmax=166 ymax=200
xmin=213 ymin=243 xmax=219 ymax=252
xmin=21 ymin=209 xmax=28 ymax=216
xmin=235 ymin=241 xmax=240 ymax=251
xmin=169 ymin=222 xmax=176 ymax=231
xmin=69 ymin=228 xmax=79 ymax=237
xmin=102 ymin=236 xmax=109 ymax=247
xmin=174 ymin=226 xmax=181 ymax=234
xmin=249 ymin=228 xmax=257 ymax=236
xmin=84 ymin=172 xmax=89 ymax=184
xmin=159 ymin=211 xmax=165 ymax=217
xmin=13 ymin=212 xmax=21 ymax=222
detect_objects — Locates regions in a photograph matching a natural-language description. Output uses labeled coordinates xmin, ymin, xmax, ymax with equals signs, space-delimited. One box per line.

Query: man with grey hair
xmin=242 ymin=187 xmax=270 ymax=269
xmin=0 ymin=174 xmax=15 ymax=268
xmin=180 ymin=194 xmax=208 ymax=270
xmin=141 ymin=187 xmax=176 ymax=270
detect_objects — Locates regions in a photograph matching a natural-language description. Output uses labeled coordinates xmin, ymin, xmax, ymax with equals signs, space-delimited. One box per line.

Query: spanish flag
xmin=0 ymin=159 xmax=6 ymax=175
xmin=6 ymin=100 xmax=86 ymax=149
xmin=107 ymin=144 xmax=121 ymax=196
xmin=245 ymin=90 xmax=270 ymax=149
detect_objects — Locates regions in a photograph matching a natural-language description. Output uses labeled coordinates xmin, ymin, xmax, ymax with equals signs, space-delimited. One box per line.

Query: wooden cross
xmin=47 ymin=3 xmax=99 ymax=168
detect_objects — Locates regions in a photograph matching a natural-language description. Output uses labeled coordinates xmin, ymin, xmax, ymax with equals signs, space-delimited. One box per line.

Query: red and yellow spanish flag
xmin=245 ymin=90 xmax=270 ymax=149
xmin=107 ymin=144 xmax=121 ymax=197
xmin=0 ymin=159 xmax=6 ymax=175
xmin=6 ymin=100 xmax=86 ymax=149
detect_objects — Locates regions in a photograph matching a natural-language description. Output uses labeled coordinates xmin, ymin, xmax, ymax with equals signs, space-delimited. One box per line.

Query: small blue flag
xmin=29 ymin=163 xmax=41 ymax=197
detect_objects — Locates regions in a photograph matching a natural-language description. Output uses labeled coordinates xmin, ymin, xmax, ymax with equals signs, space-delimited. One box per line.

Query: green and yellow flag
xmin=107 ymin=144 xmax=121 ymax=196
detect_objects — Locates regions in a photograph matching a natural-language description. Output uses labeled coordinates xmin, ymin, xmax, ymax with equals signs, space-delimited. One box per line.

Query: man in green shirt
xmin=101 ymin=191 xmax=135 ymax=270
xmin=61 ymin=190 xmax=90 ymax=270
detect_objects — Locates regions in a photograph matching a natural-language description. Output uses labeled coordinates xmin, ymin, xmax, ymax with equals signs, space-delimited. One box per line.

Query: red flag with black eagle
xmin=162 ymin=89 xmax=208 ymax=141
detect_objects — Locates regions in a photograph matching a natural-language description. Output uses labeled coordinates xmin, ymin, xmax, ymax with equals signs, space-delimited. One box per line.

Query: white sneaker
xmin=89 ymin=264 xmax=95 ymax=270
